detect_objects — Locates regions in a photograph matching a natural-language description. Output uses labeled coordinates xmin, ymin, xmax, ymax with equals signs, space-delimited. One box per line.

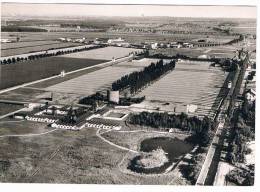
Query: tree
xmin=7 ymin=58 xmax=12 ymax=64
xmin=111 ymin=59 xmax=176 ymax=93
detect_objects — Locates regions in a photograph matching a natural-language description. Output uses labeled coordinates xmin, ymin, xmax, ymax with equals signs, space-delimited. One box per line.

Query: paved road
xmin=213 ymin=161 xmax=235 ymax=185
xmin=196 ymin=121 xmax=225 ymax=185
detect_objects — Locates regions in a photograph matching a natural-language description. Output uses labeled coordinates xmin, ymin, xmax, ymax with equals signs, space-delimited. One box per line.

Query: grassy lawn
xmin=0 ymin=103 xmax=23 ymax=116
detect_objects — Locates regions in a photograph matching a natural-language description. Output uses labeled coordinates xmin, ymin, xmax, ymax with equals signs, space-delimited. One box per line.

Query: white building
xmin=171 ymin=44 xmax=182 ymax=48
xmin=245 ymin=89 xmax=256 ymax=102
xmin=183 ymin=42 xmax=194 ymax=48
xmin=198 ymin=54 xmax=210 ymax=59
xmin=151 ymin=43 xmax=158 ymax=49
xmin=0 ymin=39 xmax=12 ymax=43
xmin=108 ymin=90 xmax=120 ymax=104
xmin=186 ymin=104 xmax=198 ymax=113
xmin=107 ymin=37 xmax=125 ymax=45
xmin=74 ymin=37 xmax=85 ymax=43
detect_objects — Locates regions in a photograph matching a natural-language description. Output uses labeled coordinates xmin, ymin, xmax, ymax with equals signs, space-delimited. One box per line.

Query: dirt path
xmin=96 ymin=128 xmax=139 ymax=153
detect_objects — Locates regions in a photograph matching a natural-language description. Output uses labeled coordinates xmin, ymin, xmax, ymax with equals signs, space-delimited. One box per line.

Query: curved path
xmin=0 ymin=128 xmax=58 ymax=138
xmin=96 ymin=128 xmax=139 ymax=154
xmin=116 ymin=129 xmax=171 ymax=134
xmin=96 ymin=128 xmax=178 ymax=154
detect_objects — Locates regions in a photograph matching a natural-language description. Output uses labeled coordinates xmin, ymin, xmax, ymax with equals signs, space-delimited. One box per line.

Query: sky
xmin=1 ymin=3 xmax=257 ymax=18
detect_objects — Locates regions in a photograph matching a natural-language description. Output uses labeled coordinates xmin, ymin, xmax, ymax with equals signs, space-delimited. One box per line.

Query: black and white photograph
xmin=0 ymin=0 xmax=258 ymax=191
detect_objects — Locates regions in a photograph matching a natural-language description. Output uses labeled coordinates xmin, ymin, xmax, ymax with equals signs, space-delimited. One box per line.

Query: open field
xmin=1 ymin=40 xmax=61 ymax=49
xmin=0 ymin=121 xmax=192 ymax=184
xmin=149 ymin=46 xmax=238 ymax=59
xmin=1 ymin=32 xmax=92 ymax=42
xmin=45 ymin=58 xmax=159 ymax=95
xmin=0 ymin=120 xmax=51 ymax=135
xmin=60 ymin=46 xmax=141 ymax=60
xmin=1 ymin=42 xmax=81 ymax=57
xmin=0 ymin=57 xmax=107 ymax=90
xmin=0 ymin=103 xmax=23 ymax=116
xmin=135 ymin=60 xmax=228 ymax=118
xmin=28 ymin=66 xmax=103 ymax=89
xmin=0 ymin=88 xmax=48 ymax=102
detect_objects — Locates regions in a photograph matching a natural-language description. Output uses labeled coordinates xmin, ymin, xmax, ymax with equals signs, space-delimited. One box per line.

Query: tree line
xmin=226 ymin=98 xmax=255 ymax=165
xmin=1 ymin=45 xmax=103 ymax=65
xmin=111 ymin=59 xmax=176 ymax=94
xmin=146 ymin=51 xmax=239 ymax=72
xmin=129 ymin=111 xmax=212 ymax=146
xmin=1 ymin=25 xmax=48 ymax=32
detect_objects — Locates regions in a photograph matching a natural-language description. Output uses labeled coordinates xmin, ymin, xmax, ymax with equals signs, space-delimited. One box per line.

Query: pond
xmin=128 ymin=137 xmax=193 ymax=174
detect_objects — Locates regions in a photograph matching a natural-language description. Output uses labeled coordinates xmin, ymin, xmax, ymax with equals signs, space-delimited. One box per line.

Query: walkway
xmin=96 ymin=128 xmax=139 ymax=153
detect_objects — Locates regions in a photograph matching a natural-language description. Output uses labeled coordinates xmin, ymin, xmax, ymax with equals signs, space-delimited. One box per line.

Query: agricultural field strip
xmin=0 ymin=58 xmax=109 ymax=94
xmin=1 ymin=50 xmax=136 ymax=91
xmin=138 ymin=72 xmax=224 ymax=102
xmin=1 ymin=40 xmax=61 ymax=50
xmin=1 ymin=44 xmax=92 ymax=59
xmin=46 ymin=66 xmax=143 ymax=95
xmin=45 ymin=59 xmax=157 ymax=95
xmin=136 ymin=61 xmax=227 ymax=116
xmin=59 ymin=46 xmax=142 ymax=60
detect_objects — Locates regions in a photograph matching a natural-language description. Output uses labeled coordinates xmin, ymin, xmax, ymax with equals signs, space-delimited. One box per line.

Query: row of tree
xmin=129 ymin=111 xmax=212 ymax=146
xmin=1 ymin=25 xmax=47 ymax=32
xmin=146 ymin=51 xmax=239 ymax=73
xmin=1 ymin=45 xmax=103 ymax=65
xmin=225 ymin=35 xmax=244 ymax=45
xmin=112 ymin=59 xmax=176 ymax=94
xmin=79 ymin=92 xmax=106 ymax=106
xmin=226 ymin=99 xmax=255 ymax=164
xmin=226 ymin=166 xmax=254 ymax=186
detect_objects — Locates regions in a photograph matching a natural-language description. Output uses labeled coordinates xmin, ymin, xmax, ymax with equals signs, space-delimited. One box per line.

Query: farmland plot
xmin=1 ymin=32 xmax=93 ymax=42
xmin=1 ymin=42 xmax=81 ymax=57
xmin=1 ymin=40 xmax=60 ymax=49
xmin=136 ymin=60 xmax=228 ymax=118
xmin=0 ymin=57 xmax=107 ymax=90
xmin=45 ymin=59 xmax=158 ymax=95
xmin=60 ymin=46 xmax=142 ymax=60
